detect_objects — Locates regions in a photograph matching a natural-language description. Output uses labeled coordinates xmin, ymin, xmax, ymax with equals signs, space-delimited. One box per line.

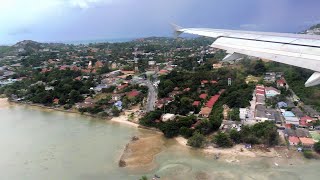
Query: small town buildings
xmin=199 ymin=107 xmax=212 ymax=118
xmin=161 ymin=113 xmax=176 ymax=122
xmin=300 ymin=116 xmax=313 ymax=127
xmin=265 ymin=87 xmax=281 ymax=98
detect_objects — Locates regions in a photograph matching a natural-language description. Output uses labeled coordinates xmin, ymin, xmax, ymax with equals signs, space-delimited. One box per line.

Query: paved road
xmin=145 ymin=80 xmax=157 ymax=112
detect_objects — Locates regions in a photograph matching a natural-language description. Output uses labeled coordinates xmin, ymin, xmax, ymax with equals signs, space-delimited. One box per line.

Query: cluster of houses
xmin=285 ymin=128 xmax=317 ymax=149
xmin=0 ymin=65 xmax=22 ymax=86
xmin=253 ymin=84 xmax=282 ymax=122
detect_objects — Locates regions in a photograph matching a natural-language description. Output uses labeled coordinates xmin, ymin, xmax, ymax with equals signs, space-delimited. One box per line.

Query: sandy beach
xmin=0 ymin=98 xmax=10 ymax=109
xmin=119 ymin=133 xmax=164 ymax=170
xmin=174 ymin=136 xmax=299 ymax=163
xmin=110 ymin=114 xmax=139 ymax=128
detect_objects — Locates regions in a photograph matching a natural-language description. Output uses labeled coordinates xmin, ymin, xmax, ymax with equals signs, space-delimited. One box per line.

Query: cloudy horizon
xmin=1 ymin=0 xmax=320 ymax=44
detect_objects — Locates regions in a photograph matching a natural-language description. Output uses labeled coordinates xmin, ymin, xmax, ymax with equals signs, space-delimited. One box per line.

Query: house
xmin=127 ymin=90 xmax=140 ymax=98
xmin=211 ymin=80 xmax=218 ymax=84
xmin=256 ymin=95 xmax=265 ymax=105
xmin=255 ymin=104 xmax=268 ymax=122
xmin=192 ymin=101 xmax=201 ymax=107
xmin=201 ymin=80 xmax=209 ymax=86
xmin=199 ymin=107 xmax=212 ymax=118
xmin=239 ymin=108 xmax=248 ymax=120
xmin=265 ymin=87 xmax=281 ymax=98
xmin=220 ymin=120 xmax=242 ymax=132
xmin=264 ymin=72 xmax=276 ymax=82
xmin=117 ymin=83 xmax=129 ymax=90
xmin=199 ymin=93 xmax=208 ymax=100
xmin=53 ymin=98 xmax=59 ymax=105
xmin=277 ymin=79 xmax=287 ymax=88
xmin=158 ymin=69 xmax=169 ymax=75
xmin=291 ymin=107 xmax=304 ymax=118
xmin=95 ymin=61 xmax=104 ymax=69
xmin=75 ymin=97 xmax=95 ymax=109
xmin=300 ymin=116 xmax=313 ymax=127
xmin=303 ymin=105 xmax=320 ymax=119
xmin=114 ymin=101 xmax=123 ymax=110
xmin=299 ymin=137 xmax=315 ymax=148
xmin=212 ymin=63 xmax=223 ymax=69
xmin=161 ymin=113 xmax=176 ymax=122
xmin=277 ymin=101 xmax=288 ymax=108
xmin=45 ymin=86 xmax=54 ymax=91
xmin=283 ymin=111 xmax=300 ymax=125
xmin=94 ymin=84 xmax=108 ymax=92
xmin=205 ymin=95 xmax=220 ymax=108
xmin=288 ymin=136 xmax=300 ymax=146
xmin=295 ymin=128 xmax=311 ymax=138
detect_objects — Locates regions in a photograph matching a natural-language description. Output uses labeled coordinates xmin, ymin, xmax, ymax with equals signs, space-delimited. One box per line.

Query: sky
xmin=1 ymin=0 xmax=320 ymax=44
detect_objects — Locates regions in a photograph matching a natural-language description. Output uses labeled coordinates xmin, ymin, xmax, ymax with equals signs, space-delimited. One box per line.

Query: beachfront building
xmin=299 ymin=137 xmax=315 ymax=148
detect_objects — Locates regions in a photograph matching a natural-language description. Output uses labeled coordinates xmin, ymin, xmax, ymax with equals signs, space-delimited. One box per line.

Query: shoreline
xmin=1 ymin=98 xmax=305 ymax=165
xmin=174 ymin=135 xmax=305 ymax=165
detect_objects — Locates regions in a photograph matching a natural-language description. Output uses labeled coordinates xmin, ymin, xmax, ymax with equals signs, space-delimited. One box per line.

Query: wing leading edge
xmin=173 ymin=25 xmax=320 ymax=87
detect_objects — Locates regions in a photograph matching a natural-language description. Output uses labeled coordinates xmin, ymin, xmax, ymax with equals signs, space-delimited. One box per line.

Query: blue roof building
xmin=277 ymin=101 xmax=288 ymax=108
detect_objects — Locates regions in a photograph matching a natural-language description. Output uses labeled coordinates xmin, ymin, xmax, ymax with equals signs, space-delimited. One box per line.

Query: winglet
xmin=171 ymin=23 xmax=184 ymax=38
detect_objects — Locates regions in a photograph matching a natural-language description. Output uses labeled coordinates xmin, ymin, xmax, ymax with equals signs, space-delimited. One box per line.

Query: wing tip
xmin=170 ymin=23 xmax=184 ymax=37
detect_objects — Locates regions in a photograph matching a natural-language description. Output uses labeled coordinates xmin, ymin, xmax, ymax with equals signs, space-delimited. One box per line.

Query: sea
xmin=1 ymin=103 xmax=320 ymax=179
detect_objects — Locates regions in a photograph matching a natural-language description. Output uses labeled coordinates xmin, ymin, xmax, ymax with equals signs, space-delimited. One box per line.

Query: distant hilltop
xmin=304 ymin=24 xmax=320 ymax=35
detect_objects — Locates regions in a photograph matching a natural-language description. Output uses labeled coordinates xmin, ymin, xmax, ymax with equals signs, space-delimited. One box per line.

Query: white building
xmin=265 ymin=87 xmax=281 ymax=98
xmin=161 ymin=114 xmax=176 ymax=122
xmin=239 ymin=108 xmax=248 ymax=120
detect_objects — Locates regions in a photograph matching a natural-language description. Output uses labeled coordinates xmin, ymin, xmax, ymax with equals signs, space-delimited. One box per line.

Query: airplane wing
xmin=172 ymin=24 xmax=320 ymax=87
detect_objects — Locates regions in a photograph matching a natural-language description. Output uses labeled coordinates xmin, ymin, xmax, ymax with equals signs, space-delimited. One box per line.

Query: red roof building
xmin=95 ymin=61 xmax=104 ymax=68
xmin=277 ymin=79 xmax=287 ymax=87
xmin=206 ymin=95 xmax=220 ymax=108
xmin=211 ymin=80 xmax=218 ymax=84
xmin=201 ymin=80 xmax=209 ymax=85
xmin=300 ymin=116 xmax=313 ymax=127
xmin=299 ymin=137 xmax=315 ymax=147
xmin=127 ymin=90 xmax=140 ymax=98
xmin=199 ymin=93 xmax=208 ymax=99
xmin=117 ymin=84 xmax=129 ymax=90
xmin=53 ymin=98 xmax=59 ymax=104
xmin=183 ymin=88 xmax=191 ymax=92
xmin=158 ymin=69 xmax=169 ymax=75
xmin=288 ymin=136 xmax=300 ymax=146
xmin=192 ymin=101 xmax=200 ymax=107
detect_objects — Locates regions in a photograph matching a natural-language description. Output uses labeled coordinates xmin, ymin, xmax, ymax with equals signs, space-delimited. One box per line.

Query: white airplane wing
xmin=173 ymin=24 xmax=320 ymax=87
